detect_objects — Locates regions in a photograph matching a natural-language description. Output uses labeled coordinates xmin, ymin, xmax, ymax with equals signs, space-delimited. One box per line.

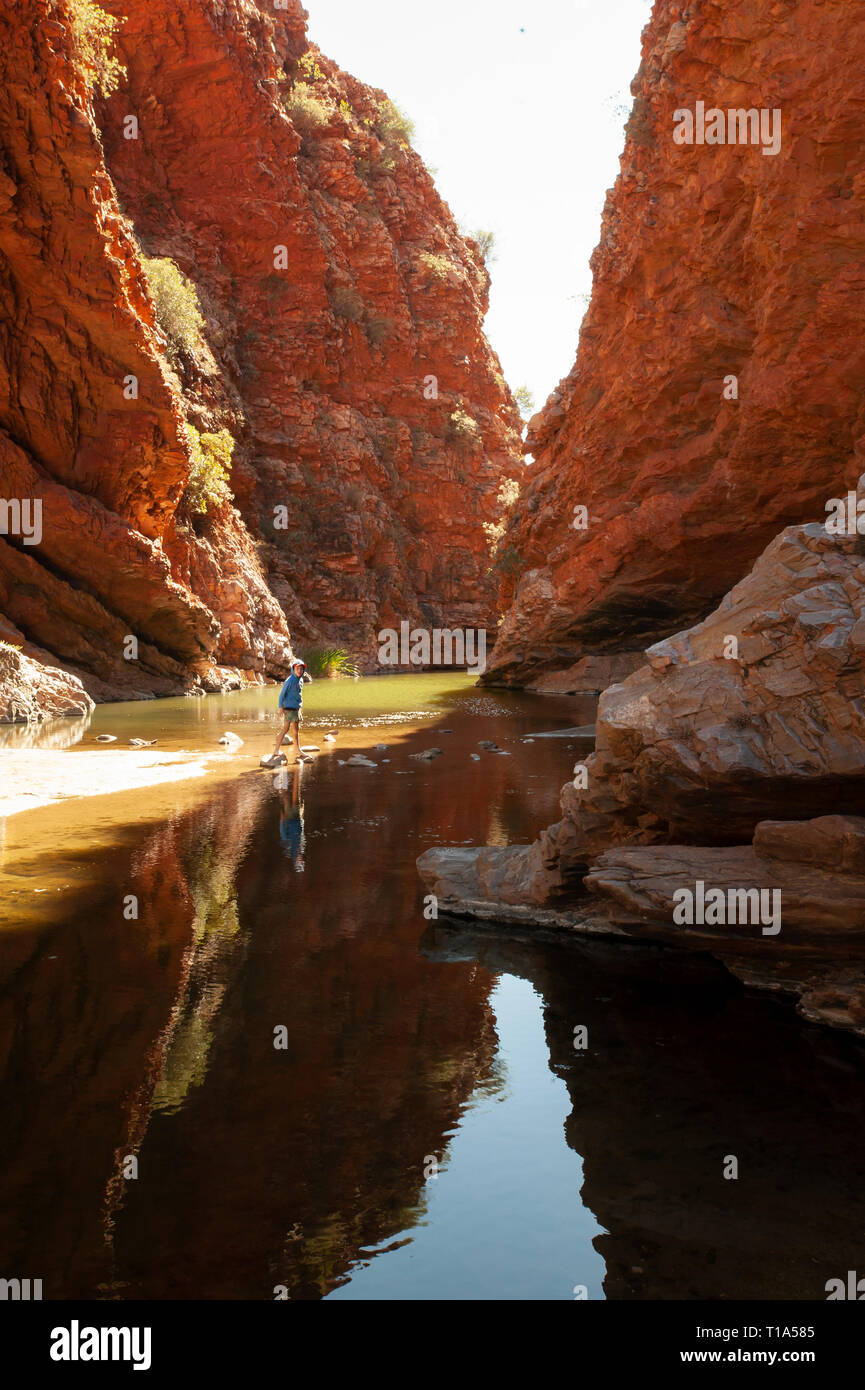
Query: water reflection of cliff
xmin=422 ymin=922 xmax=865 ymax=1300
xmin=0 ymin=763 xmax=499 ymax=1299
xmin=0 ymin=711 xmax=91 ymax=749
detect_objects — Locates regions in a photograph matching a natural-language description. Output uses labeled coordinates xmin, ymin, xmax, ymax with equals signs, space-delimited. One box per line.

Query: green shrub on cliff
xmin=448 ymin=401 xmax=481 ymax=444
xmin=141 ymin=256 xmax=205 ymax=357
xmin=419 ymin=251 xmax=452 ymax=281
xmin=183 ymin=425 xmax=235 ymax=515
xmin=284 ymin=85 xmax=331 ymax=137
xmin=514 ymin=385 xmax=535 ymax=416
xmin=376 ymin=99 xmax=415 ymax=168
xmin=493 ymin=544 xmax=522 ymax=578
xmin=483 ymin=478 xmax=521 ymax=552
xmin=297 ymin=52 xmax=327 ymax=83
xmin=625 ymin=94 xmax=655 ymax=148
xmin=472 ymin=229 xmax=497 ymax=262
xmin=366 ymin=315 xmax=394 ymax=346
xmin=65 ymin=0 xmax=126 ymax=96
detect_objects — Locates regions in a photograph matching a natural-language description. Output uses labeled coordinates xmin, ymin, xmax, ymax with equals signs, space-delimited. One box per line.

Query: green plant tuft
xmin=65 ymin=0 xmax=126 ymax=96
xmin=183 ymin=425 xmax=235 ymax=515
xmin=448 ymin=401 xmax=480 ymax=443
xmin=494 ymin=544 xmax=522 ymax=578
xmin=366 ymin=315 xmax=394 ymax=346
xmin=297 ymin=52 xmax=326 ymax=83
xmin=472 ymin=229 xmax=497 ymax=262
xmin=141 ymin=256 xmax=205 ymax=357
xmin=301 ymin=646 xmax=361 ymax=679
xmin=284 ymin=84 xmax=331 ymax=137
xmin=375 ymin=98 xmax=415 ymax=168
xmin=419 ymin=251 xmax=452 ymax=281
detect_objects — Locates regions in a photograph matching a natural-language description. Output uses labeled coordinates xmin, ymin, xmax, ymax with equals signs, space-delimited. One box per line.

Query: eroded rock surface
xmin=97 ymin=0 xmax=520 ymax=663
xmin=0 ymin=0 xmax=520 ymax=714
xmin=486 ymin=0 xmax=865 ymax=688
xmin=419 ymin=521 xmax=865 ymax=1032
xmin=0 ymin=645 xmax=93 ymax=725
xmin=422 ymin=520 xmax=865 ymax=897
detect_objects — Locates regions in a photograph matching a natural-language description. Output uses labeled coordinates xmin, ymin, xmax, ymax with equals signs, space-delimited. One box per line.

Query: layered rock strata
xmin=0 ymin=0 xmax=520 ymax=718
xmin=486 ymin=0 xmax=865 ymax=689
xmin=419 ymin=516 xmax=865 ymax=1034
xmin=0 ymin=643 xmax=93 ymax=724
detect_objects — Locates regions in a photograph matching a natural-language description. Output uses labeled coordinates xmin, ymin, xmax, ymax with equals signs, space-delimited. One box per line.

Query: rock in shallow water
xmin=418 ymin=517 xmax=865 ymax=1035
xmin=0 ymin=648 xmax=94 ymax=726
xmin=515 ymin=520 xmax=865 ymax=892
xmin=530 ymin=726 xmax=595 ymax=739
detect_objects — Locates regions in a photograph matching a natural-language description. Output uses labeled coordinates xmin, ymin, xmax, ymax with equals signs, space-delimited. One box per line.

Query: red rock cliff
xmin=487 ymin=0 xmax=865 ymax=688
xmin=0 ymin=0 xmax=521 ymax=710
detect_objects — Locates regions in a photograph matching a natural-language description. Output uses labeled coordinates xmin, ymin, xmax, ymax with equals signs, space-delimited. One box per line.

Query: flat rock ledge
xmin=417 ymin=816 xmax=865 ymax=1038
xmin=417 ymin=846 xmax=624 ymax=937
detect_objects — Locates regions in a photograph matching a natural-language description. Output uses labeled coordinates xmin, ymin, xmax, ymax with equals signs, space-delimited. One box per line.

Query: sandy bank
xmin=0 ymin=747 xmax=222 ymax=820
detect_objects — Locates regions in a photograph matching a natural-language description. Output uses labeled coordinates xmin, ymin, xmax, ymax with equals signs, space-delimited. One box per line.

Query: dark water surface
xmin=1 ymin=676 xmax=864 ymax=1300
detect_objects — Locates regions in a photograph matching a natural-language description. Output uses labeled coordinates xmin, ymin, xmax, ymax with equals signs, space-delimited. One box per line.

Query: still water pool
xmin=1 ymin=675 xmax=864 ymax=1300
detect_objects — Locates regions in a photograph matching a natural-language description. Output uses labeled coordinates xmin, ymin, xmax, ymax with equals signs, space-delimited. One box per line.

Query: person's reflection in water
xmin=276 ymin=765 xmax=306 ymax=871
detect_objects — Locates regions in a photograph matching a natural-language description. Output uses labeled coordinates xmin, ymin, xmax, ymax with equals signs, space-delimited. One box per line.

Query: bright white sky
xmin=304 ymin=0 xmax=653 ymax=416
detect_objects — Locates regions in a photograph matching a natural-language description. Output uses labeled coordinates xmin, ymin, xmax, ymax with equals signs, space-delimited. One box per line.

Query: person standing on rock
xmin=268 ymin=659 xmax=312 ymax=765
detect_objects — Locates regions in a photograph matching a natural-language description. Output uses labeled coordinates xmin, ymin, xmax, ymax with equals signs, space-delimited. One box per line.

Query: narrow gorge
xmin=2 ymin=0 xmax=865 ymax=1317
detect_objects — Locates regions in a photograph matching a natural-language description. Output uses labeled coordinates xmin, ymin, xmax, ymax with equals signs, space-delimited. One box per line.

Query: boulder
xmin=0 ymin=647 xmax=93 ymax=725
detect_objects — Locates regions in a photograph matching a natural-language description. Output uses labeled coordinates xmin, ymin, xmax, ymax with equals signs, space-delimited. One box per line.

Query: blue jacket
xmin=279 ymin=673 xmax=304 ymax=710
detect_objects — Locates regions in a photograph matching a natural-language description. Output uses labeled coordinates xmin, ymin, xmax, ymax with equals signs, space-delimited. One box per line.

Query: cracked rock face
xmin=486 ymin=0 xmax=865 ymax=688
xmin=418 ymin=520 xmax=865 ymax=1031
xmin=558 ymin=520 xmax=865 ymax=864
xmin=1 ymin=0 xmax=520 ymax=713
xmin=585 ymin=815 xmax=865 ymax=1035
xmin=586 ymin=818 xmax=865 ymax=949
xmin=436 ymin=518 xmax=865 ymax=903
xmin=97 ymin=0 xmax=520 ymax=665
xmin=0 ymin=645 xmax=93 ymax=725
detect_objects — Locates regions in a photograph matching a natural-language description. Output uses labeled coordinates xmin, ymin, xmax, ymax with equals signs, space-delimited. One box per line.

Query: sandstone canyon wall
xmin=0 ymin=0 xmax=520 ymax=714
xmin=420 ymin=0 xmax=865 ymax=1036
xmin=487 ymin=0 xmax=865 ymax=691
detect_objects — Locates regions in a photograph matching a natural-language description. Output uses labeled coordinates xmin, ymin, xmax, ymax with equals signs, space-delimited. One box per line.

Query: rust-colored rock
xmin=585 ymin=817 xmax=865 ymax=1035
xmin=418 ymin=514 xmax=865 ymax=1030
xmin=0 ymin=642 xmax=93 ymax=724
xmin=486 ymin=0 xmax=865 ymax=688
xmin=0 ymin=0 xmax=520 ymax=713
xmin=421 ymin=516 xmax=865 ymax=905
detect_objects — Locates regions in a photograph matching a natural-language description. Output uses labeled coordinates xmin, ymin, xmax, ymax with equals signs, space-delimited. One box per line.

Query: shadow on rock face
xmin=421 ymin=917 xmax=865 ymax=1300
